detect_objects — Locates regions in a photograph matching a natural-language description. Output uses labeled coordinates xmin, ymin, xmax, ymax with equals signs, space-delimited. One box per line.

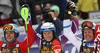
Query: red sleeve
xmin=20 ymin=24 xmax=35 ymax=53
xmin=0 ymin=41 xmax=4 ymax=50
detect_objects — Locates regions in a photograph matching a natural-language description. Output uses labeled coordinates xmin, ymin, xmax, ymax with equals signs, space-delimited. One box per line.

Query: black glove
xmin=63 ymin=10 xmax=72 ymax=20
xmin=63 ymin=1 xmax=77 ymax=20
xmin=66 ymin=1 xmax=77 ymax=15
xmin=71 ymin=8 xmax=77 ymax=16
xmin=65 ymin=2 xmax=71 ymax=10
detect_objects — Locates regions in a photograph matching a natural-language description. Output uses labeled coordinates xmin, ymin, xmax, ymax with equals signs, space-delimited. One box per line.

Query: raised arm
xmin=63 ymin=19 xmax=81 ymax=51
xmin=54 ymin=18 xmax=63 ymax=36
xmin=71 ymin=16 xmax=79 ymax=33
xmin=20 ymin=24 xmax=35 ymax=52
xmin=36 ymin=23 xmax=42 ymax=34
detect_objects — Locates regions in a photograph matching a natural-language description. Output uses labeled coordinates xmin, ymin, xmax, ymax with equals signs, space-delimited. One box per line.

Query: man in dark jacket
xmin=36 ymin=5 xmax=63 ymax=36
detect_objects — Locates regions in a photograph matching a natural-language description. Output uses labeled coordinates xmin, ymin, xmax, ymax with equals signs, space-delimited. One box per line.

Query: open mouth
xmin=7 ymin=37 xmax=12 ymax=39
xmin=86 ymin=36 xmax=90 ymax=39
xmin=46 ymin=37 xmax=50 ymax=40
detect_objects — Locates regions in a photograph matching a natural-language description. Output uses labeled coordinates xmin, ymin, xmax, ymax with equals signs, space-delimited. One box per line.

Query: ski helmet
xmin=41 ymin=22 xmax=56 ymax=39
xmin=3 ymin=23 xmax=19 ymax=43
xmin=80 ymin=21 xmax=96 ymax=52
xmin=81 ymin=21 xmax=96 ymax=40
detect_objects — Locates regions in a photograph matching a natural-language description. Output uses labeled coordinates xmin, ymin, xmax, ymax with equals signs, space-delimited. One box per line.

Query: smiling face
xmin=43 ymin=31 xmax=53 ymax=42
xmin=84 ymin=28 xmax=94 ymax=42
xmin=5 ymin=31 xmax=15 ymax=42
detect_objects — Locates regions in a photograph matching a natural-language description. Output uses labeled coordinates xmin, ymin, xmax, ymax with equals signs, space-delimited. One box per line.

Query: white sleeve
xmin=63 ymin=19 xmax=82 ymax=52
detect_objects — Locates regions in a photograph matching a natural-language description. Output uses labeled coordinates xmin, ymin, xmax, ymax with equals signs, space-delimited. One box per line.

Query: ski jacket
xmin=63 ymin=19 xmax=95 ymax=53
xmin=31 ymin=16 xmax=79 ymax=52
xmin=40 ymin=39 xmax=62 ymax=53
xmin=0 ymin=24 xmax=35 ymax=53
xmin=35 ymin=33 xmax=68 ymax=52
xmin=80 ymin=39 xmax=95 ymax=53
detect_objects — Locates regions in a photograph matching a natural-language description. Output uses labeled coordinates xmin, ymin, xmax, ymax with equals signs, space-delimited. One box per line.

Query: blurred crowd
xmin=0 ymin=0 xmax=100 ymax=28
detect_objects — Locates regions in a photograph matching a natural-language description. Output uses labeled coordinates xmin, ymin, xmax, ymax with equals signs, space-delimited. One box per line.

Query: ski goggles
xmin=41 ymin=27 xmax=55 ymax=32
xmin=3 ymin=25 xmax=13 ymax=31
xmin=81 ymin=21 xmax=93 ymax=29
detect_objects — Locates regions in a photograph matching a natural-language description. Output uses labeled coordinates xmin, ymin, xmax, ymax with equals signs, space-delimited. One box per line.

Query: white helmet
xmin=41 ymin=22 xmax=55 ymax=32
xmin=81 ymin=21 xmax=96 ymax=42
xmin=3 ymin=23 xmax=19 ymax=43
xmin=41 ymin=22 xmax=57 ymax=39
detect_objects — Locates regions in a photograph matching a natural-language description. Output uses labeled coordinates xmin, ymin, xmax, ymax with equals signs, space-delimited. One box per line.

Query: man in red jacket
xmin=0 ymin=23 xmax=35 ymax=53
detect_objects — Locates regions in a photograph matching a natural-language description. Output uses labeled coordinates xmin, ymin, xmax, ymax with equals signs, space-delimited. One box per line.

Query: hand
xmin=63 ymin=10 xmax=72 ymax=20
xmin=64 ymin=1 xmax=77 ymax=20
xmin=70 ymin=7 xmax=77 ymax=16
xmin=40 ymin=14 xmax=43 ymax=20
xmin=65 ymin=2 xmax=71 ymax=10
xmin=65 ymin=1 xmax=77 ymax=15
xmin=48 ymin=12 xmax=56 ymax=19
xmin=22 ymin=16 xmax=32 ymax=25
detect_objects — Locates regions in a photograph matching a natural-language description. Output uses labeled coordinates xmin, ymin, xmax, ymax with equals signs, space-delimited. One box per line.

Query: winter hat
xmin=50 ymin=5 xmax=60 ymax=14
